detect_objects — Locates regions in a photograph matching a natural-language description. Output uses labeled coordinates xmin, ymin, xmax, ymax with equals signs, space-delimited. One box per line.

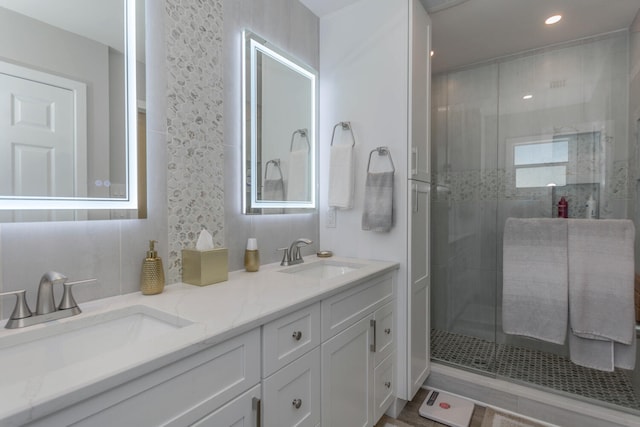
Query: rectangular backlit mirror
xmin=0 ymin=0 xmax=144 ymax=221
xmin=242 ymin=30 xmax=317 ymax=214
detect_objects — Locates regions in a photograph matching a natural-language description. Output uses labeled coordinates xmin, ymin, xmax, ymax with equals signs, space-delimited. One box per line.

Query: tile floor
xmin=431 ymin=329 xmax=640 ymax=411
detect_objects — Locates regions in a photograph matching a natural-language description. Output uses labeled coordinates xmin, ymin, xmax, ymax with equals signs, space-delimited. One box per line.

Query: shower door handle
xmin=370 ymin=319 xmax=377 ymax=352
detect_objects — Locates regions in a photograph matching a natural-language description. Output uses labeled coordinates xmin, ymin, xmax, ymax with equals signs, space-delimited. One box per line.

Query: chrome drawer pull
xmin=292 ymin=330 xmax=302 ymax=341
xmin=370 ymin=319 xmax=377 ymax=352
xmin=292 ymin=398 xmax=302 ymax=409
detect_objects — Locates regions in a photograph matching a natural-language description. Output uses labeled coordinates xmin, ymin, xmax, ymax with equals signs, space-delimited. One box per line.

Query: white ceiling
xmin=299 ymin=0 xmax=640 ymax=73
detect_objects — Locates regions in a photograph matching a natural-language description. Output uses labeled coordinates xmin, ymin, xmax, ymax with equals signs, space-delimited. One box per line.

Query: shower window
xmin=513 ymin=139 xmax=568 ymax=188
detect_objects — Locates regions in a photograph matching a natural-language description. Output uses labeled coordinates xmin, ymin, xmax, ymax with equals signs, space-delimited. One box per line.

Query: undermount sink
xmin=0 ymin=305 xmax=191 ymax=384
xmin=280 ymin=260 xmax=364 ymax=279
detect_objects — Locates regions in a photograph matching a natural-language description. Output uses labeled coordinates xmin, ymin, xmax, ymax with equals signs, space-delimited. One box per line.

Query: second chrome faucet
xmin=279 ymin=238 xmax=313 ymax=266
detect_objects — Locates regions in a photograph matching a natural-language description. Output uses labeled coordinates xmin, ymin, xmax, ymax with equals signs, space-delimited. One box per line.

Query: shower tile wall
xmin=431 ymin=31 xmax=632 ymax=350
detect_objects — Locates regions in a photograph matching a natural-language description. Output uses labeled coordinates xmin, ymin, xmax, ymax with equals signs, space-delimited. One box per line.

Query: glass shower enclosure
xmin=430 ymin=29 xmax=640 ymax=413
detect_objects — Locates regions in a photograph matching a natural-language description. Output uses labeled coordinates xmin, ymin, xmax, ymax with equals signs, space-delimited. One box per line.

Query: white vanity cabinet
xmin=320 ymin=272 xmax=395 ymax=427
xmin=7 ymin=263 xmax=399 ymax=427
xmin=25 ymin=329 xmax=262 ymax=427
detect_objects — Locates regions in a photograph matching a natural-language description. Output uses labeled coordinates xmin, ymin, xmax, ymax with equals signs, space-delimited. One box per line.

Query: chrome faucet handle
xmin=278 ymin=247 xmax=291 ymax=266
xmin=58 ymin=278 xmax=97 ymax=313
xmin=0 ymin=290 xmax=33 ymax=323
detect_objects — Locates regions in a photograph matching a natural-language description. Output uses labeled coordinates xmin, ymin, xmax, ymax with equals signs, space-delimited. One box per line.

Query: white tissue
xmin=196 ymin=229 xmax=215 ymax=251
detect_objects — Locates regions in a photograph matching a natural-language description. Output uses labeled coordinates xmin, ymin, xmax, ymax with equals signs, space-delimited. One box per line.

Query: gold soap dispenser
xmin=141 ymin=240 xmax=165 ymax=295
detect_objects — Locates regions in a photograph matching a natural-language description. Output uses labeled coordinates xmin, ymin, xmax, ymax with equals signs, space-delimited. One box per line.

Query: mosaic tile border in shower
xmin=431 ymin=162 xmax=629 ymax=205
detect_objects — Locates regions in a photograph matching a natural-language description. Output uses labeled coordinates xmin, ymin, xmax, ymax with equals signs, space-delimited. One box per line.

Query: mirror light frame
xmin=0 ymin=0 xmax=138 ymax=211
xmin=241 ymin=30 xmax=317 ymax=213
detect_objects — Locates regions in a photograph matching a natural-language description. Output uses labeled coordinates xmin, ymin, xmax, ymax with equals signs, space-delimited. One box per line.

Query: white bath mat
xmin=418 ymin=389 xmax=474 ymax=427
xmin=481 ymin=407 xmax=550 ymax=427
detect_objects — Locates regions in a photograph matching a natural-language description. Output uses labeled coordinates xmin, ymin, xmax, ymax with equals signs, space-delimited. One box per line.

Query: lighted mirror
xmin=242 ymin=30 xmax=317 ymax=214
xmin=0 ymin=0 xmax=145 ymax=221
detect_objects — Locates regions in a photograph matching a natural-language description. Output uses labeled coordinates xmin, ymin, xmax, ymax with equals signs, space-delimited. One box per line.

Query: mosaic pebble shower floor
xmin=431 ymin=329 xmax=640 ymax=411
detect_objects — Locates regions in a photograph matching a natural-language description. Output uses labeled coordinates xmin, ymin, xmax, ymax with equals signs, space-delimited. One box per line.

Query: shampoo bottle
xmin=141 ymin=240 xmax=165 ymax=295
xmin=558 ymin=197 xmax=568 ymax=218
xmin=585 ymin=194 xmax=597 ymax=219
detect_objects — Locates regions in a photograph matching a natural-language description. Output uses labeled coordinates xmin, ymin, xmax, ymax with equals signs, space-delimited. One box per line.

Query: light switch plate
xmin=326 ymin=207 xmax=336 ymax=228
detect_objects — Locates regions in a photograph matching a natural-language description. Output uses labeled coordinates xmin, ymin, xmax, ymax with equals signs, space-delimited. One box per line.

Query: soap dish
xmin=317 ymin=250 xmax=333 ymax=258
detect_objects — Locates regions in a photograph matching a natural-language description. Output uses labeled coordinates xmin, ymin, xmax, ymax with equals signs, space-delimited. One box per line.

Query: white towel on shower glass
xmin=286 ymin=149 xmax=309 ymax=201
xmin=502 ymin=218 xmax=568 ymax=344
xmin=328 ymin=144 xmax=354 ymax=209
xmin=568 ymin=219 xmax=636 ymax=371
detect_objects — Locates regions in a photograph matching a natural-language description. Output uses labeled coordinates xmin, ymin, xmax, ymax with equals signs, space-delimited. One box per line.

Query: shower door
xmin=430 ymin=62 xmax=500 ymax=375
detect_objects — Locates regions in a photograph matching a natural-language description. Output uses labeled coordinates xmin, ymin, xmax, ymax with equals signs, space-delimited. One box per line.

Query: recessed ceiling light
xmin=545 ymin=15 xmax=562 ymax=25
xmin=523 ymin=94 xmax=533 ymax=100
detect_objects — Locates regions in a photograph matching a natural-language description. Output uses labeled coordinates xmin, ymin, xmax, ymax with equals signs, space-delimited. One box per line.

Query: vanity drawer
xmin=262 ymin=347 xmax=321 ymax=427
xmin=263 ymin=302 xmax=320 ymax=377
xmin=373 ymin=352 xmax=395 ymax=423
xmin=373 ymin=301 xmax=394 ymax=366
xmin=321 ymin=272 xmax=394 ymax=341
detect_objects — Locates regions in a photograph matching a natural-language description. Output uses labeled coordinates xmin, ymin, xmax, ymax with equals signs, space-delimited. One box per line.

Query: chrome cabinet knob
xmin=292 ymin=398 xmax=302 ymax=409
xmin=384 ymin=328 xmax=391 ymax=334
xmin=385 ymin=381 xmax=391 ymax=389
xmin=292 ymin=330 xmax=302 ymax=341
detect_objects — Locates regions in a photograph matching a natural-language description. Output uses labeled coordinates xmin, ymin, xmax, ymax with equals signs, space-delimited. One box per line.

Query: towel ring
xmin=367 ymin=147 xmax=395 ymax=173
xmin=264 ymin=159 xmax=284 ymax=181
xmin=289 ymin=129 xmax=310 ymax=152
xmin=330 ymin=121 xmax=356 ymax=147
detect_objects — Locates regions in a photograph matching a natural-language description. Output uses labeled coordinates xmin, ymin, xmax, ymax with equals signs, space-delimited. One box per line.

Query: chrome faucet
xmin=279 ymin=238 xmax=313 ymax=266
xmin=36 ymin=271 xmax=67 ymax=315
xmin=0 ymin=271 xmax=96 ymax=329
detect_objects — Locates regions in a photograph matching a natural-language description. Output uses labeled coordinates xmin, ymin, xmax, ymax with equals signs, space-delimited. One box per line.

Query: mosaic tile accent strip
xmin=431 ymin=329 xmax=640 ymax=412
xmin=165 ymin=0 xmax=225 ymax=283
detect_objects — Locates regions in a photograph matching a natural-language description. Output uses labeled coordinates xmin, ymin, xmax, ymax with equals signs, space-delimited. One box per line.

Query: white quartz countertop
xmin=0 ymin=256 xmax=398 ymax=426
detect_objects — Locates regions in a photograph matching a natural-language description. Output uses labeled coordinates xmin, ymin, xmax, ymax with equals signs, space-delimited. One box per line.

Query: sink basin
xmin=0 ymin=305 xmax=191 ymax=384
xmin=280 ymin=260 xmax=364 ymax=279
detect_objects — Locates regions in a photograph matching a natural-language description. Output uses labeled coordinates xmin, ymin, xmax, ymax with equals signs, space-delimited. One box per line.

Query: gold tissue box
xmin=182 ymin=248 xmax=228 ymax=286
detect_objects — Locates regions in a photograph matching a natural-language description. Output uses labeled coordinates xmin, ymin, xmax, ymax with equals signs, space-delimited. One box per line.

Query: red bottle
xmin=558 ymin=196 xmax=568 ymax=218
